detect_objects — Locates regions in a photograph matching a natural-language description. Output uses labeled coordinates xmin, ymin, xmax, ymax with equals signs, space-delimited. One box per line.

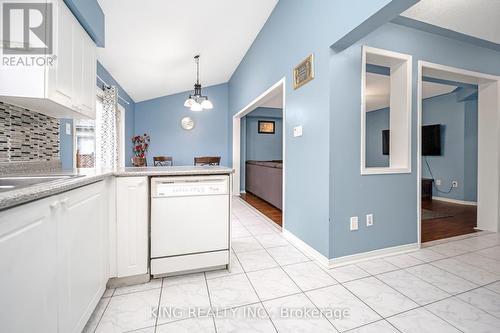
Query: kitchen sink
xmin=0 ymin=175 xmax=84 ymax=193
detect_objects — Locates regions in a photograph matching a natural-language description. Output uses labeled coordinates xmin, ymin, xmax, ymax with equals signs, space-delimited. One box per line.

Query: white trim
xmin=431 ymin=196 xmax=477 ymax=206
xmin=361 ymin=167 xmax=411 ymax=175
xmin=237 ymin=196 xmax=281 ymax=232
xmin=117 ymin=104 xmax=126 ymax=168
xmin=232 ymin=78 xmax=286 ymax=231
xmin=417 ymin=63 xmax=423 ymax=246
xmin=417 ymin=60 xmax=500 ymax=245
xmin=283 ymin=229 xmax=330 ymax=268
xmin=360 ymin=46 xmax=412 ymax=175
xmin=328 ymin=243 xmax=419 ymax=268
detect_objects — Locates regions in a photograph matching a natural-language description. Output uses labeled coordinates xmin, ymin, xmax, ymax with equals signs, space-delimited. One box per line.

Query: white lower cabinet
xmin=58 ymin=181 xmax=107 ymax=333
xmin=0 ymin=196 xmax=58 ymax=333
xmin=115 ymin=177 xmax=149 ymax=277
xmin=0 ymin=181 xmax=107 ymax=333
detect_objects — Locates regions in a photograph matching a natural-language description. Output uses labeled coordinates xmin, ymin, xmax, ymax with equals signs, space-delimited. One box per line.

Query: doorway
xmin=232 ymin=79 xmax=285 ymax=229
xmin=418 ymin=61 xmax=500 ymax=244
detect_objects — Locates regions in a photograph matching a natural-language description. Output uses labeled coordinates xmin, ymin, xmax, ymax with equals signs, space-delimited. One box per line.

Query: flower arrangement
xmin=132 ymin=134 xmax=150 ymax=158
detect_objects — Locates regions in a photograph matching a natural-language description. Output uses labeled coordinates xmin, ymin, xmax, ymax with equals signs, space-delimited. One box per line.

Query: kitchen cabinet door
xmin=47 ymin=0 xmax=74 ymax=108
xmin=79 ymin=33 xmax=97 ymax=117
xmin=116 ymin=177 xmax=149 ymax=277
xmin=58 ymin=181 xmax=106 ymax=333
xmin=0 ymin=197 xmax=58 ymax=333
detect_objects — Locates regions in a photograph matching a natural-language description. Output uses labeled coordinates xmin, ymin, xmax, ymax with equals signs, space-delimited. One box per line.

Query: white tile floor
xmin=85 ymin=198 xmax=500 ymax=333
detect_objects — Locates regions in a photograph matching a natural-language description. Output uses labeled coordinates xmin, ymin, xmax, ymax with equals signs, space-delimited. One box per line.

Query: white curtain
xmin=99 ymin=86 xmax=119 ymax=168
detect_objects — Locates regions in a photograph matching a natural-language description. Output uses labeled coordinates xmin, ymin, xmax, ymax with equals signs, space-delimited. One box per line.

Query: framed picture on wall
xmin=258 ymin=120 xmax=275 ymax=134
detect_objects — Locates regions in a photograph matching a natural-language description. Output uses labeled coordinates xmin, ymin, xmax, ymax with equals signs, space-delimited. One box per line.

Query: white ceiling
xmin=97 ymin=0 xmax=278 ymax=102
xmin=366 ymin=73 xmax=457 ymax=111
xmin=402 ymin=0 xmax=500 ymax=44
xmin=260 ymin=90 xmax=283 ymax=109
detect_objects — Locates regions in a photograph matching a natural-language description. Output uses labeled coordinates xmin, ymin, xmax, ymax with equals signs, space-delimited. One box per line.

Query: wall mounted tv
xmin=382 ymin=124 xmax=441 ymax=156
xmin=422 ymin=124 xmax=441 ymax=156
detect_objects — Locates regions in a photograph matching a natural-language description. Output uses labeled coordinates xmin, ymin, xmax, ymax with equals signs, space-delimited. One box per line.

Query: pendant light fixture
xmin=184 ymin=55 xmax=213 ymax=111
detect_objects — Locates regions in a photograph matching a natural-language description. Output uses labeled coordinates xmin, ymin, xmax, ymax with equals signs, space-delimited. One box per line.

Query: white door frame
xmin=417 ymin=61 xmax=500 ymax=246
xmin=232 ymin=78 xmax=286 ymax=229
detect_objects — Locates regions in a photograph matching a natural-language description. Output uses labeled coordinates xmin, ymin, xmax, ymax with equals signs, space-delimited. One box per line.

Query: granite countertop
xmin=0 ymin=166 xmax=233 ymax=211
xmin=114 ymin=165 xmax=234 ymax=177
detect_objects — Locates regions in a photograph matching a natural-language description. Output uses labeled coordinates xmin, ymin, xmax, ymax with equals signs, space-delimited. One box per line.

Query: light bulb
xmin=184 ymin=98 xmax=194 ymax=107
xmin=201 ymin=99 xmax=213 ymax=110
xmin=190 ymin=102 xmax=203 ymax=111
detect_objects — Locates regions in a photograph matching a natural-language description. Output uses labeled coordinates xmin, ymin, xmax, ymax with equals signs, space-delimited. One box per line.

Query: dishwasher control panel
xmin=152 ymin=176 xmax=229 ymax=197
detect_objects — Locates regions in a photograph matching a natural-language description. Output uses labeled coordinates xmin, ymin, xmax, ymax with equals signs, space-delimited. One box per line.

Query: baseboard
xmin=432 ymin=196 xmax=477 ymax=206
xmin=283 ymin=229 xmax=330 ymax=268
xmin=107 ymin=273 xmax=150 ymax=288
xmin=328 ymin=243 xmax=419 ymax=268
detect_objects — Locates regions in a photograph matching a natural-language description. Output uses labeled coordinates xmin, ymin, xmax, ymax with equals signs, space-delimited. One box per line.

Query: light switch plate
xmin=65 ymin=123 xmax=71 ymax=135
xmin=350 ymin=216 xmax=358 ymax=231
xmin=293 ymin=125 xmax=303 ymax=137
xmin=366 ymin=214 xmax=373 ymax=227
xmin=435 ymin=179 xmax=441 ymax=186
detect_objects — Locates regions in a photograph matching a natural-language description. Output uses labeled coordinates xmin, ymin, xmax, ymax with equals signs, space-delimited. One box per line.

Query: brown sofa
xmin=245 ymin=160 xmax=282 ymax=210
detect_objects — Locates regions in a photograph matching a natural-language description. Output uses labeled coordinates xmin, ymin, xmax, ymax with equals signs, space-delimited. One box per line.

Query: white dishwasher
xmin=150 ymin=175 xmax=231 ymax=277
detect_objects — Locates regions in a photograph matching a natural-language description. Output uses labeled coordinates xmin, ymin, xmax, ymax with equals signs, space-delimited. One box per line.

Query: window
xmin=75 ymin=119 xmax=96 ymax=168
xmin=361 ymin=46 xmax=412 ymax=174
xmin=74 ymin=89 xmax=125 ymax=168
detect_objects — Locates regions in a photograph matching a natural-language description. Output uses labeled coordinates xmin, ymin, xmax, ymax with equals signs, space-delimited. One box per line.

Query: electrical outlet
xmin=293 ymin=125 xmax=303 ymax=137
xmin=350 ymin=216 xmax=358 ymax=231
xmin=366 ymin=214 xmax=373 ymax=227
xmin=65 ymin=123 xmax=71 ymax=135
xmin=435 ymin=179 xmax=442 ymax=186
xmin=452 ymin=181 xmax=458 ymax=188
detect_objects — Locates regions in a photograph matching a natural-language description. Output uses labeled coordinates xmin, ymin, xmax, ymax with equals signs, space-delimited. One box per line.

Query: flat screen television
xmin=382 ymin=129 xmax=389 ymax=155
xmin=422 ymin=124 xmax=441 ymax=156
xmin=382 ymin=124 xmax=441 ymax=156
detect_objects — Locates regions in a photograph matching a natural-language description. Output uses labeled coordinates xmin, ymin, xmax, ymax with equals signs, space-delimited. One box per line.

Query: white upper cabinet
xmin=0 ymin=0 xmax=97 ymax=119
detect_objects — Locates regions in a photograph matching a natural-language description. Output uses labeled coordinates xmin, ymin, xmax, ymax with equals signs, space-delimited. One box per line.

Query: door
xmin=116 ymin=177 xmax=149 ymax=277
xmin=58 ymin=182 xmax=106 ymax=333
xmin=0 ymin=197 xmax=58 ymax=333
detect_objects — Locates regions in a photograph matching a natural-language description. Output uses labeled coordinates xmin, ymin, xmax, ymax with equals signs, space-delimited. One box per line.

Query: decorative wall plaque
xmin=293 ymin=54 xmax=314 ymax=89
xmin=258 ymin=120 xmax=275 ymax=134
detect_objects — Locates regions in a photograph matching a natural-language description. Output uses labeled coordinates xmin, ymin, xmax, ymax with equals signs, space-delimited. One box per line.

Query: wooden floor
xmin=240 ymin=192 xmax=282 ymax=227
xmin=421 ymin=199 xmax=477 ymax=243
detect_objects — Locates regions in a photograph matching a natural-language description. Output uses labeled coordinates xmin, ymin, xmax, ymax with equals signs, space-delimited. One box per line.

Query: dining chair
xmin=131 ymin=157 xmax=147 ymax=167
xmin=153 ymin=156 xmax=173 ymax=166
xmin=194 ymin=156 xmax=221 ymax=166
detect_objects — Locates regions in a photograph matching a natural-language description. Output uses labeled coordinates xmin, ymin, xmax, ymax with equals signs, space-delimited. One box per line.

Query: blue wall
xmin=329 ymin=22 xmax=500 ymax=258
xmin=59 ymin=119 xmax=74 ymax=170
xmin=240 ymin=107 xmax=283 ymax=190
xmin=63 ymin=0 xmax=105 ymax=46
xmin=134 ymin=84 xmax=229 ymax=166
xmin=422 ymin=92 xmax=478 ymax=202
xmin=96 ymin=62 xmax=136 ymax=166
xmin=228 ymin=0 xmax=398 ymax=257
xmin=463 ymin=98 xmax=478 ymax=202
xmin=245 ymin=108 xmax=283 ymax=161
xmin=365 ymin=108 xmax=390 ymax=167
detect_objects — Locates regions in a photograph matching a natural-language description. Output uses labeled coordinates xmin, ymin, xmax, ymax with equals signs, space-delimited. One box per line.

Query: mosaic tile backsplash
xmin=0 ymin=102 xmax=60 ymax=163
